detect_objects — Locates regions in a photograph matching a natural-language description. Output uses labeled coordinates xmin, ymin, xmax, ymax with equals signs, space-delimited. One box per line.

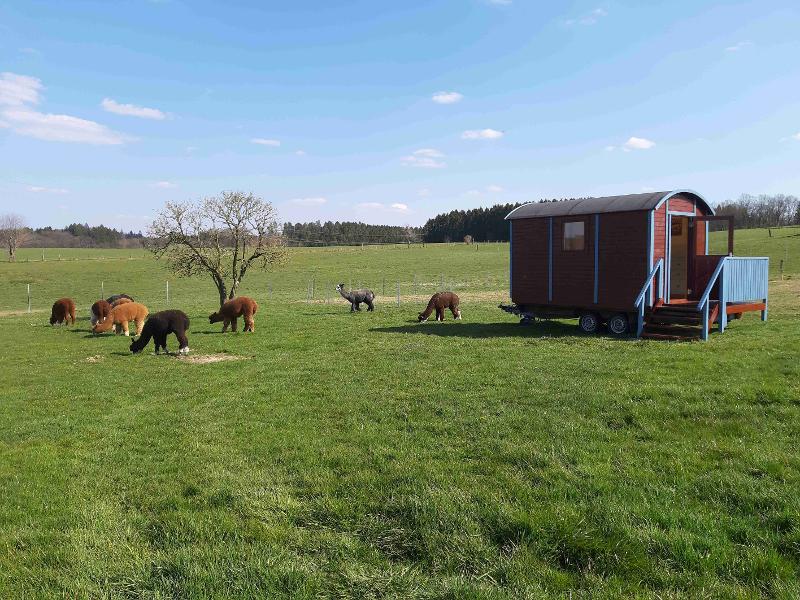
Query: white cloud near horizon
xmin=623 ymin=136 xmax=656 ymax=151
xmin=432 ymin=91 xmax=463 ymax=104
xmin=564 ymin=8 xmax=607 ymax=26
xmin=27 ymin=185 xmax=68 ymax=194
xmin=461 ymin=128 xmax=504 ymax=140
xmin=725 ymin=41 xmax=753 ymax=52
xmin=251 ymin=138 xmax=281 ymax=146
xmin=151 ymin=181 xmax=177 ymax=189
xmin=0 ymin=72 xmax=128 ymax=145
xmin=290 ymin=197 xmax=327 ymax=206
xmin=356 ymin=202 xmax=410 ymax=213
xmin=401 ymin=148 xmax=446 ymax=168
xmin=101 ymin=98 xmax=166 ymax=120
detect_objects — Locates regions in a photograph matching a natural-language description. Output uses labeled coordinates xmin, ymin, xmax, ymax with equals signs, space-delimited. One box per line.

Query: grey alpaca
xmin=336 ymin=283 xmax=375 ymax=312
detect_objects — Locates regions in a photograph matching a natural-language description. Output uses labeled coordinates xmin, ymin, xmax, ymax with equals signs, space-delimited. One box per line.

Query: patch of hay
xmin=85 ymin=355 xmax=103 ymax=363
xmin=177 ymin=353 xmax=247 ymax=364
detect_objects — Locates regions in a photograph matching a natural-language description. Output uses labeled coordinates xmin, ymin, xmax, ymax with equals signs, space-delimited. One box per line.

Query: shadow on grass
xmin=370 ymin=320 xmax=587 ymax=339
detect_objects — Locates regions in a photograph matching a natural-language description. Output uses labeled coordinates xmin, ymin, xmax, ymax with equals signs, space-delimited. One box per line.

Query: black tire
xmin=578 ymin=312 xmax=600 ymax=334
xmin=608 ymin=313 xmax=629 ymax=336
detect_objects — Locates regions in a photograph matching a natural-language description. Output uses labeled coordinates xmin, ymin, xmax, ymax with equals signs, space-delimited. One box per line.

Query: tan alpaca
xmin=92 ymin=302 xmax=149 ymax=336
xmin=209 ymin=296 xmax=258 ymax=332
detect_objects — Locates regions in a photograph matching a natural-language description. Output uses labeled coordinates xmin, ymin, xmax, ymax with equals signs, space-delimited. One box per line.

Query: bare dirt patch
xmin=177 ymin=353 xmax=248 ymax=364
xmin=85 ymin=355 xmax=103 ymax=363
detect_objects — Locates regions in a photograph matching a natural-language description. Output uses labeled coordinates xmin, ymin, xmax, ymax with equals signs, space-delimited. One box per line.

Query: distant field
xmin=0 ymin=229 xmax=798 ymax=598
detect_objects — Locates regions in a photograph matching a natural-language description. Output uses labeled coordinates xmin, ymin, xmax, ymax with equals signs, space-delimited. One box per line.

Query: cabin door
xmin=669 ymin=215 xmax=690 ymax=300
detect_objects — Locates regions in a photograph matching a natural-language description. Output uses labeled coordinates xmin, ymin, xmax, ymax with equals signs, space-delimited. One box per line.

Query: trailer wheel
xmin=607 ymin=313 xmax=629 ymax=336
xmin=578 ymin=312 xmax=600 ymax=334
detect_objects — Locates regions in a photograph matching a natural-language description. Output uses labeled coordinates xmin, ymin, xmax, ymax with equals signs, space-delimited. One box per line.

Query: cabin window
xmin=563 ymin=221 xmax=585 ymax=251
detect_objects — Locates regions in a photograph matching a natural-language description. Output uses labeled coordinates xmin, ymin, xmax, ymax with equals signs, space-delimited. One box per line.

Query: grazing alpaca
xmin=106 ymin=293 xmax=134 ymax=304
xmin=130 ymin=310 xmax=190 ymax=355
xmin=111 ymin=297 xmax=133 ymax=307
xmin=92 ymin=302 xmax=149 ymax=336
xmin=90 ymin=299 xmax=112 ymax=326
xmin=209 ymin=296 xmax=258 ymax=332
xmin=336 ymin=283 xmax=375 ymax=312
xmin=50 ymin=298 xmax=76 ymax=326
xmin=418 ymin=292 xmax=461 ymax=322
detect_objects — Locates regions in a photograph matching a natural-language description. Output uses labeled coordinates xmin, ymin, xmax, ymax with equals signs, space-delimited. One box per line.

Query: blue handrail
xmin=634 ymin=258 xmax=663 ymax=337
xmin=696 ymin=256 xmax=727 ymax=340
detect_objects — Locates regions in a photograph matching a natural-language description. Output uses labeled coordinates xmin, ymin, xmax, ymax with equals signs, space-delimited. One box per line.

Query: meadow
xmin=0 ymin=227 xmax=798 ymax=598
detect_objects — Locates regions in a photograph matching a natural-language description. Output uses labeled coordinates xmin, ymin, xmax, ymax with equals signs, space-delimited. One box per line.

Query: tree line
xmin=712 ymin=194 xmax=800 ymax=230
xmin=282 ymin=221 xmax=420 ymax=246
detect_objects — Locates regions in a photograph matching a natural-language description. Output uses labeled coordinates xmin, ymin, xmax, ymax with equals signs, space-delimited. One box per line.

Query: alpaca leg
xmin=222 ymin=319 xmax=229 ymax=333
xmin=136 ymin=319 xmax=145 ymax=336
xmin=231 ymin=317 xmax=238 ymax=332
xmin=122 ymin=321 xmax=130 ymax=336
xmin=176 ymin=331 xmax=189 ymax=354
xmin=350 ymin=302 xmax=356 ymax=312
xmin=366 ymin=300 xmax=374 ymax=312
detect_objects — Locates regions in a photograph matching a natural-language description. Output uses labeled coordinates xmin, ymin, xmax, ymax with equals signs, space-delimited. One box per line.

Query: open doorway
xmin=669 ymin=216 xmax=690 ymax=299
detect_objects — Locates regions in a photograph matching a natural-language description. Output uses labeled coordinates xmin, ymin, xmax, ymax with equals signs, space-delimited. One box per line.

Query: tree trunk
xmin=216 ymin=281 xmax=228 ymax=309
xmin=8 ymin=243 xmax=15 ymax=263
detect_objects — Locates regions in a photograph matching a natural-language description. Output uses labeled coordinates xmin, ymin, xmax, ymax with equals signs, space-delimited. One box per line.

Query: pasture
xmin=1 ymin=227 xmax=799 ymax=598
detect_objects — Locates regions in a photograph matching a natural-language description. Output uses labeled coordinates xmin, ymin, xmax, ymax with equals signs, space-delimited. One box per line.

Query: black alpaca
xmin=106 ymin=293 xmax=134 ymax=304
xmin=130 ymin=310 xmax=190 ymax=355
xmin=336 ymin=283 xmax=375 ymax=312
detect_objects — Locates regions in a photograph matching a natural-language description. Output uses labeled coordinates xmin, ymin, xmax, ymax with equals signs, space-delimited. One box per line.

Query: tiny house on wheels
xmin=502 ymin=190 xmax=769 ymax=340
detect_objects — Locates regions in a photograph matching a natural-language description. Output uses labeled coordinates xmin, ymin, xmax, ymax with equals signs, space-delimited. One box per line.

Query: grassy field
xmin=0 ymin=227 xmax=799 ymax=598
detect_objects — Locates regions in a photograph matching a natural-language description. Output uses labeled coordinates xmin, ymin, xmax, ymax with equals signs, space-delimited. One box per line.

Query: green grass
xmin=1 ymin=230 xmax=799 ymax=598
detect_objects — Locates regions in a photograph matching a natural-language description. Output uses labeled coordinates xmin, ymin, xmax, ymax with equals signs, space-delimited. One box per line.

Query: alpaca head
xmin=336 ymin=283 xmax=345 ymax=292
xmin=418 ymin=313 xmax=428 ymax=322
xmin=209 ymin=311 xmax=223 ymax=324
xmin=49 ymin=314 xmax=58 ymax=325
xmin=129 ymin=337 xmax=145 ymax=353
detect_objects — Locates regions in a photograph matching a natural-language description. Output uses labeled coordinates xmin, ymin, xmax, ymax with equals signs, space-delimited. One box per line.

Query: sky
xmin=1 ymin=0 xmax=799 ymax=231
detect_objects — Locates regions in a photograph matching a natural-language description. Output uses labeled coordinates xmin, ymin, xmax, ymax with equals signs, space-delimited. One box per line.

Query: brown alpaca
xmin=418 ymin=292 xmax=461 ymax=322
xmin=209 ymin=296 xmax=258 ymax=332
xmin=90 ymin=299 xmax=112 ymax=326
xmin=92 ymin=302 xmax=149 ymax=336
xmin=50 ymin=298 xmax=76 ymax=325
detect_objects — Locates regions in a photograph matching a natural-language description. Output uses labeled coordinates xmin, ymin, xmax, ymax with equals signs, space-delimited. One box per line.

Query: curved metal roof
xmin=505 ymin=190 xmax=714 ymax=220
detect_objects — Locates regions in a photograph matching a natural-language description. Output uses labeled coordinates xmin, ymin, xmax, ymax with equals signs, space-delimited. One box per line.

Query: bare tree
xmin=149 ymin=191 xmax=287 ymax=307
xmin=0 ymin=214 xmax=29 ymax=262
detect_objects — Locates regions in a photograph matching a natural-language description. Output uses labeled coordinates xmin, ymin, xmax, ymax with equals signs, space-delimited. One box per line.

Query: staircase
xmin=641 ymin=301 xmax=719 ymax=341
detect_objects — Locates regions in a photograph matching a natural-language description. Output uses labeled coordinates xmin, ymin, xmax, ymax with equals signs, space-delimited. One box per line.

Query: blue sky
xmin=1 ymin=0 xmax=798 ymax=231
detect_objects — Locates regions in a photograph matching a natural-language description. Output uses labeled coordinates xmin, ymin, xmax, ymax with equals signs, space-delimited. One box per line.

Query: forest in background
xmin=9 ymin=193 xmax=799 ymax=249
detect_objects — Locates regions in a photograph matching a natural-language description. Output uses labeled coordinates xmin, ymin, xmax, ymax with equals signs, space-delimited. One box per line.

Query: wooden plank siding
xmin=552 ymin=215 xmax=595 ymax=306
xmin=510 ymin=219 xmax=549 ymax=305
xmin=597 ymin=211 xmax=649 ymax=309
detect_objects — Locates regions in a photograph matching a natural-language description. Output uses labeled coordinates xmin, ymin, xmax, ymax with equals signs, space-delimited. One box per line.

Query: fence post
xmin=101 ymin=281 xmax=104 ymax=298
xmin=396 ymin=282 xmax=400 ymax=307
xmin=42 ymin=251 xmax=45 ymax=262
xmin=27 ymin=284 xmax=31 ymax=313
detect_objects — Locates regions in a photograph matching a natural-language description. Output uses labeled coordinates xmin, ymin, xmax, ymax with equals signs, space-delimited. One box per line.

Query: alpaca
xmin=111 ymin=297 xmax=133 ymax=307
xmin=209 ymin=296 xmax=258 ymax=332
xmin=130 ymin=310 xmax=190 ymax=355
xmin=418 ymin=292 xmax=461 ymax=322
xmin=336 ymin=283 xmax=375 ymax=312
xmin=106 ymin=293 xmax=134 ymax=304
xmin=92 ymin=302 xmax=149 ymax=336
xmin=90 ymin=299 xmax=112 ymax=326
xmin=50 ymin=298 xmax=76 ymax=326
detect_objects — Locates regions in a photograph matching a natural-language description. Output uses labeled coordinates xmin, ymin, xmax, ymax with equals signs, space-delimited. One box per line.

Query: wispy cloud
xmin=27 ymin=185 xmax=68 ymax=194
xmin=564 ymin=8 xmax=607 ymax=26
xmin=486 ymin=184 xmax=504 ymax=193
xmin=101 ymin=98 xmax=166 ymax=120
xmin=0 ymin=72 xmax=128 ymax=145
xmin=432 ymin=91 xmax=463 ymax=104
xmin=356 ymin=202 xmax=410 ymax=213
xmin=462 ymin=128 xmax=504 ymax=140
xmin=290 ymin=197 xmax=327 ymax=206
xmin=725 ymin=41 xmax=753 ymax=52
xmin=295 ymin=149 xmax=306 ymax=156
xmin=151 ymin=181 xmax=177 ymax=189
xmin=793 ymin=132 xmax=800 ymax=141
xmin=401 ymin=148 xmax=446 ymax=168
xmin=623 ymin=136 xmax=656 ymax=151
xmin=391 ymin=203 xmax=409 ymax=212
xmin=251 ymin=138 xmax=281 ymax=147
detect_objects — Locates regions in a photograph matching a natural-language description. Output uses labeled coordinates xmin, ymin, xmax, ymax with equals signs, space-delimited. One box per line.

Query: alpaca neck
xmin=339 ymin=288 xmax=352 ymax=301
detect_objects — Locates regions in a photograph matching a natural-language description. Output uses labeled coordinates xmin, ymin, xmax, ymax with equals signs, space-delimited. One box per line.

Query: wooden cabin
xmin=504 ymin=190 xmax=768 ymax=340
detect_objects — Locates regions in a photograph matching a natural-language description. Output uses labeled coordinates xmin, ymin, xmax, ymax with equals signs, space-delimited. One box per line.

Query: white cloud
xmin=725 ymin=41 xmax=753 ymax=52
xmin=623 ymin=136 xmax=656 ymax=151
xmin=390 ymin=203 xmax=409 ymax=212
xmin=791 ymin=132 xmax=800 ymax=141
xmin=356 ymin=202 xmax=410 ymax=213
xmin=251 ymin=138 xmax=281 ymax=146
xmin=465 ymin=189 xmax=481 ymax=197
xmin=151 ymin=181 xmax=177 ymax=189
xmin=604 ymin=145 xmax=616 ymax=152
xmin=27 ymin=185 xmax=68 ymax=194
xmin=290 ymin=197 xmax=327 ymax=206
xmin=461 ymin=128 xmax=504 ymax=140
xmin=432 ymin=91 xmax=463 ymax=104
xmin=486 ymin=184 xmax=504 ymax=193
xmin=564 ymin=8 xmax=607 ymax=26
xmin=295 ymin=149 xmax=306 ymax=156
xmin=0 ymin=72 xmax=128 ymax=145
xmin=401 ymin=148 xmax=446 ymax=168
xmin=101 ymin=98 xmax=166 ymax=120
